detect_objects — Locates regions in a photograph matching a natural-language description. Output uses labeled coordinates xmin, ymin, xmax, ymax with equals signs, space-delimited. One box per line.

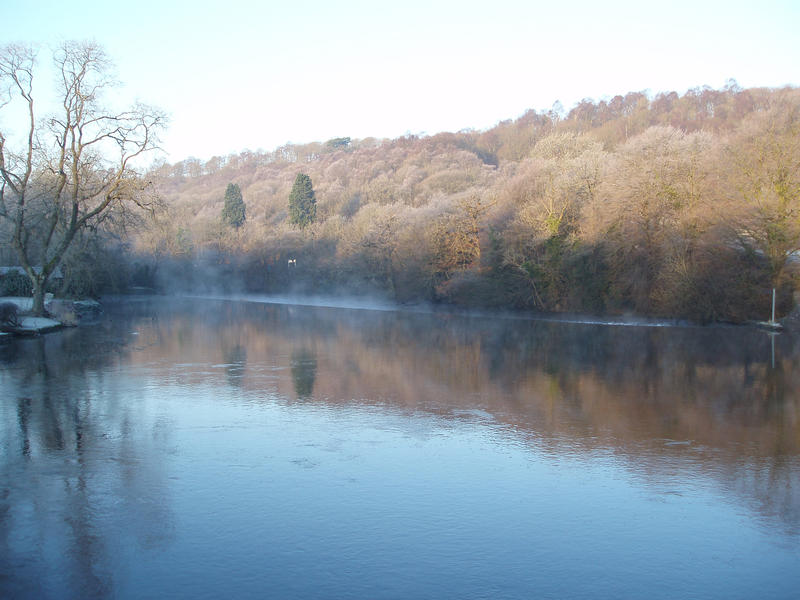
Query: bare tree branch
xmin=0 ymin=41 xmax=165 ymax=314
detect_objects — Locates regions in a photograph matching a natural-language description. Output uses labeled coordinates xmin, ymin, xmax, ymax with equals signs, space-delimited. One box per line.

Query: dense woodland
xmin=7 ymin=82 xmax=799 ymax=323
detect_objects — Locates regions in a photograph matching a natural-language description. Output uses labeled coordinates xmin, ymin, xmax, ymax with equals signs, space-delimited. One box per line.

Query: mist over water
xmin=184 ymin=291 xmax=694 ymax=327
xmin=187 ymin=292 xmax=401 ymax=312
xmin=1 ymin=297 xmax=798 ymax=599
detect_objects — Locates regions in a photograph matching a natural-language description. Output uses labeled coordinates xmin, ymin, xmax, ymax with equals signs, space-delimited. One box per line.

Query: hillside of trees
xmin=50 ymin=82 xmax=800 ymax=323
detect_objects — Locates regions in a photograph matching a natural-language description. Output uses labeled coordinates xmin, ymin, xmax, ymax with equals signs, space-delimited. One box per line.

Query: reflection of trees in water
xmin=291 ymin=348 xmax=318 ymax=399
xmin=0 ymin=324 xmax=174 ymax=599
xmin=171 ymin=299 xmax=800 ymax=534
xmin=734 ymin=455 xmax=800 ymax=537
xmin=222 ymin=343 xmax=247 ymax=387
xmin=8 ymin=298 xmax=794 ymax=538
xmin=110 ymin=300 xmax=800 ymax=441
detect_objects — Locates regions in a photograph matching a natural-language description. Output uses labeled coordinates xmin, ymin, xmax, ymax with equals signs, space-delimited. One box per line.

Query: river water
xmin=1 ymin=297 xmax=798 ymax=599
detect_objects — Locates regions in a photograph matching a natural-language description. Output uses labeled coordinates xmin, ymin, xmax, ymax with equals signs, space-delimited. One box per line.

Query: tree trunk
xmin=31 ymin=276 xmax=47 ymax=316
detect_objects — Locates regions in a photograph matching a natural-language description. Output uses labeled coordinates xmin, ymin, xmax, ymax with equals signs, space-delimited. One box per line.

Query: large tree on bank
xmin=288 ymin=173 xmax=316 ymax=229
xmin=0 ymin=41 xmax=164 ymax=315
xmin=727 ymin=100 xmax=800 ymax=307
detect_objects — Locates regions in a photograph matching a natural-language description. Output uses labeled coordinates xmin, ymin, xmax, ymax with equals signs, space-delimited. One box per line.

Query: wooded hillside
xmin=99 ymin=83 xmax=800 ymax=321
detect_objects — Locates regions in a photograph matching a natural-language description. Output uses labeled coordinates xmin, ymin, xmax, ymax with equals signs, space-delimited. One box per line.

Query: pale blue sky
xmin=3 ymin=0 xmax=799 ymax=162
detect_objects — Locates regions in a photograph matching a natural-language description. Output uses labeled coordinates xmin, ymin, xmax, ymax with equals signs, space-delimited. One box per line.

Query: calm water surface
xmin=1 ymin=297 xmax=799 ymax=599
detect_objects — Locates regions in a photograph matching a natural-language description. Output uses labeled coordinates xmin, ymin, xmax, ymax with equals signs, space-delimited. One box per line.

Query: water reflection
xmin=157 ymin=301 xmax=800 ymax=526
xmin=1 ymin=319 xmax=174 ymax=599
xmin=291 ymin=348 xmax=318 ymax=399
xmin=1 ymin=297 xmax=799 ymax=598
xmin=221 ymin=343 xmax=247 ymax=387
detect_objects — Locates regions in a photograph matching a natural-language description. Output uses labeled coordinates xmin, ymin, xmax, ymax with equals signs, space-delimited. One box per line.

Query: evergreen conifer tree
xmin=221 ymin=183 xmax=246 ymax=228
xmin=288 ymin=173 xmax=317 ymax=228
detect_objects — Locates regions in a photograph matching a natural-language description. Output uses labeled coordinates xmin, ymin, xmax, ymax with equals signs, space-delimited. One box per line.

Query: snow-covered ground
xmin=1 ymin=296 xmax=63 ymax=334
xmin=2 ymin=297 xmax=34 ymax=311
xmin=14 ymin=316 xmax=63 ymax=333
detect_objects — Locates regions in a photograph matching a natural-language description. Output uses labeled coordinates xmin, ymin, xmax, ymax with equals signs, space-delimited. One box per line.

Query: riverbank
xmin=0 ymin=296 xmax=102 ymax=337
xmin=169 ymin=292 xmax=800 ymax=332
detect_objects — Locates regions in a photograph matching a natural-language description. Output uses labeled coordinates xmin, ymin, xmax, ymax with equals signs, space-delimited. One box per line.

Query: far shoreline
xmin=103 ymin=292 xmax=797 ymax=332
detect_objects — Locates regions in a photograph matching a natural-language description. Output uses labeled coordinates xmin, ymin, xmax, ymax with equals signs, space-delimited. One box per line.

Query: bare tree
xmin=0 ymin=41 xmax=164 ymax=314
xmin=725 ymin=96 xmax=800 ymax=300
xmin=583 ymin=126 xmax=713 ymax=313
xmin=500 ymin=133 xmax=606 ymax=309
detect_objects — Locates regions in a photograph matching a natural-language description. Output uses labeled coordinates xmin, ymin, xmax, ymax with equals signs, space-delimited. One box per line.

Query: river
xmin=1 ymin=296 xmax=798 ymax=599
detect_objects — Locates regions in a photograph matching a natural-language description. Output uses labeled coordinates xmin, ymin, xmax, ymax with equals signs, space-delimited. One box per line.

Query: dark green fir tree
xmin=221 ymin=183 xmax=246 ymax=228
xmin=288 ymin=173 xmax=316 ymax=229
